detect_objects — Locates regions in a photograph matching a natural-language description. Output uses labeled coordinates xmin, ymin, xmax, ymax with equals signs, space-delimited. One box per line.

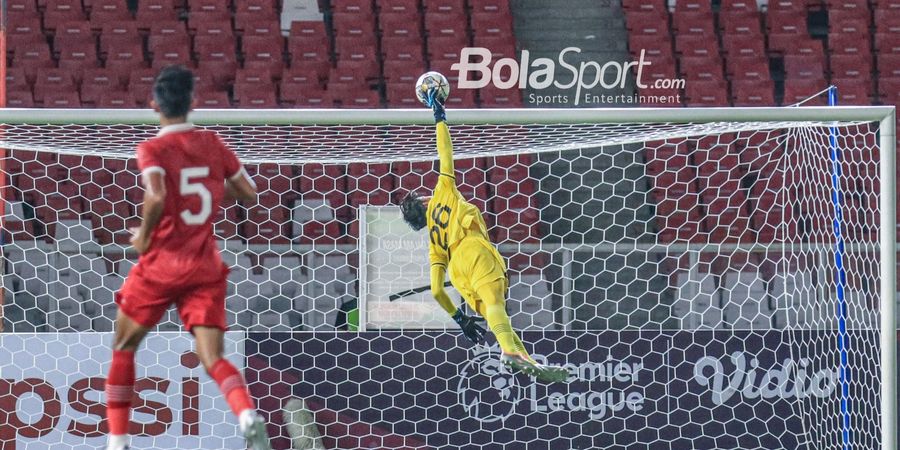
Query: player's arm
xmin=427 ymin=87 xmax=456 ymax=183
xmin=131 ymin=169 xmax=166 ymax=254
xmin=226 ymin=167 xmax=257 ymax=202
xmin=430 ymin=263 xmax=456 ymax=315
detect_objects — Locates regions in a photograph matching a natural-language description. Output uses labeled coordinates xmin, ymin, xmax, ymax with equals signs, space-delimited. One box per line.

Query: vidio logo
xmin=456 ymin=346 xmax=519 ymax=423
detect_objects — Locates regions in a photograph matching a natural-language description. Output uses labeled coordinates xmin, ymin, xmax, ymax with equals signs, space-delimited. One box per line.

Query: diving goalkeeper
xmin=401 ymin=87 xmax=568 ymax=383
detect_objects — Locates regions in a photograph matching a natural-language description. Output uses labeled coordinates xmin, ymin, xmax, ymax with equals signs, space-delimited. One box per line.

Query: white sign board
xmin=0 ymin=332 xmax=245 ymax=450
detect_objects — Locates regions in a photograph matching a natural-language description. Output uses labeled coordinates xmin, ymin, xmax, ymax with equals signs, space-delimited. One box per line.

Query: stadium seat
xmin=7 ymin=0 xmax=38 ymax=15
xmin=726 ymin=56 xmax=771 ymax=80
xmin=719 ymin=12 xmax=762 ymax=35
xmin=783 ymin=78 xmax=827 ymax=105
xmin=243 ymin=38 xmax=286 ymax=77
xmin=81 ymin=69 xmax=122 ymax=105
xmin=7 ymin=18 xmax=44 ymax=49
xmin=100 ymin=21 xmax=141 ymax=56
xmin=768 ymin=35 xmax=824 ymax=56
xmin=97 ymin=91 xmax=138 ymax=108
xmin=783 ymin=54 xmax=826 ymax=79
xmin=127 ymin=69 xmax=157 ymax=104
xmin=876 ymin=32 xmax=900 ymax=54
xmin=43 ymin=0 xmax=86 ymax=31
xmin=878 ymin=53 xmax=900 ymax=77
xmin=234 ymin=70 xmax=274 ymax=103
xmin=13 ymin=43 xmax=55 ymax=78
xmin=333 ymin=0 xmax=374 ymax=14
xmin=234 ymin=0 xmax=278 ymax=31
xmin=831 ymin=78 xmax=872 ymax=105
xmin=34 ymin=69 xmax=76 ymax=103
xmin=427 ymin=35 xmax=469 ymax=61
xmin=720 ymin=0 xmax=759 ymax=12
xmin=675 ymin=0 xmax=713 ymax=12
xmin=625 ymin=11 xmax=670 ymax=36
xmin=194 ymin=20 xmax=235 ymax=45
xmin=89 ymin=0 xmax=132 ymax=28
xmin=472 ymin=35 xmax=517 ymax=59
xmin=280 ymin=66 xmax=322 ymax=88
xmin=722 ymin=34 xmax=766 ymax=57
xmin=136 ymin=0 xmax=180 ymax=21
xmin=470 ymin=12 xmax=513 ymax=37
xmin=731 ymin=79 xmax=776 ymax=106
xmin=332 ymin=12 xmax=377 ymax=44
xmin=151 ymin=43 xmax=193 ymax=69
xmin=385 ymin=82 xmax=419 ymax=107
xmin=480 ymin=86 xmax=523 ymax=107
xmin=830 ymin=53 xmax=872 ymax=79
xmin=672 ymin=11 xmax=715 ymax=35
xmin=384 ymin=60 xmax=425 ymax=83
xmin=423 ymin=0 xmax=465 ymax=14
xmin=333 ymin=89 xmax=381 ymax=108
xmin=675 ymin=35 xmax=720 ymax=58
xmin=195 ymin=90 xmax=231 ymax=107
xmin=58 ymin=40 xmax=99 ymax=75
xmin=828 ymin=32 xmax=873 ymax=57
xmin=425 ymin=12 xmax=468 ymax=37
xmin=767 ymin=10 xmax=808 ymax=34
xmin=628 ymin=34 xmax=674 ymax=60
xmin=444 ymin=88 xmax=477 ymax=108
xmin=195 ymin=39 xmax=238 ymax=84
xmin=382 ymin=36 xmax=425 ymax=63
xmin=684 ymin=81 xmax=730 ymax=106
xmin=105 ymin=42 xmax=147 ymax=81
xmin=680 ymin=59 xmax=725 ymax=82
xmin=243 ymin=205 xmax=290 ymax=244
xmin=148 ymin=21 xmax=190 ymax=53
xmin=379 ymin=12 xmax=423 ymax=39
xmin=54 ymin=21 xmax=94 ymax=54
xmin=6 ymin=68 xmax=29 ymax=92
xmin=377 ymin=0 xmax=418 ymax=15
xmin=43 ymin=91 xmax=82 ymax=108
xmin=187 ymin=0 xmax=230 ymax=22
xmin=243 ymin=20 xmax=283 ymax=42
xmin=829 ymin=17 xmax=870 ymax=36
xmin=7 ymin=91 xmax=35 ymax=107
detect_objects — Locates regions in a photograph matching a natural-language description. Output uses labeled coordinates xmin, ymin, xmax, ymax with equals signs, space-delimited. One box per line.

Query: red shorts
xmin=116 ymin=270 xmax=227 ymax=332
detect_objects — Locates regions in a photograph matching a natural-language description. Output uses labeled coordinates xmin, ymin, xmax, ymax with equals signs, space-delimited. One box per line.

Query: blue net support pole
xmin=828 ymin=86 xmax=852 ymax=449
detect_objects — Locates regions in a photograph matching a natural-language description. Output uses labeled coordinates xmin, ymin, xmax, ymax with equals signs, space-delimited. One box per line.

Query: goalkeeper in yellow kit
xmin=400 ymin=86 xmax=568 ymax=383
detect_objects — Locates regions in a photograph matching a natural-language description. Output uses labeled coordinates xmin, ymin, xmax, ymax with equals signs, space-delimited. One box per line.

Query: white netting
xmin=0 ymin=112 xmax=890 ymax=449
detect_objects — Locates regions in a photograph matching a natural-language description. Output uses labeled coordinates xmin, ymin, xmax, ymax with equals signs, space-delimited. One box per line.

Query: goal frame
xmin=0 ymin=106 xmax=894 ymax=449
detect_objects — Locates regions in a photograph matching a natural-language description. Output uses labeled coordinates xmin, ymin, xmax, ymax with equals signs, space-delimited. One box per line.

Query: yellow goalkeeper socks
xmin=484 ymin=303 xmax=529 ymax=358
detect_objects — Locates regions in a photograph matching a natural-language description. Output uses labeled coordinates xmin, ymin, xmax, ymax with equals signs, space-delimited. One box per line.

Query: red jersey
xmin=133 ymin=123 xmax=246 ymax=287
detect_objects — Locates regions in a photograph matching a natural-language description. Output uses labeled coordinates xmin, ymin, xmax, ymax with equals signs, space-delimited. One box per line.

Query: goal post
xmin=0 ymin=106 xmax=894 ymax=449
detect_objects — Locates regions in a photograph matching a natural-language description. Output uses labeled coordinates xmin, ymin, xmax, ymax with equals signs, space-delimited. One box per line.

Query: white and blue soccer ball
xmin=415 ymin=71 xmax=450 ymax=106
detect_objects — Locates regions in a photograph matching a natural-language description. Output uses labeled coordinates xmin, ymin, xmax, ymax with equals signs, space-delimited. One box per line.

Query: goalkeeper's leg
xmin=474 ymin=280 xmax=568 ymax=383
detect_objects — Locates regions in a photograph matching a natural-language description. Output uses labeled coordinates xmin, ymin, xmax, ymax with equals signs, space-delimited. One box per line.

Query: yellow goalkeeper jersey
xmin=426 ymin=121 xmax=492 ymax=269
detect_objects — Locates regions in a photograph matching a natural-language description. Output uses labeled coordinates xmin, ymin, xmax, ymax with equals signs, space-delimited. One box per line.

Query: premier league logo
xmin=456 ymin=345 xmax=519 ymax=423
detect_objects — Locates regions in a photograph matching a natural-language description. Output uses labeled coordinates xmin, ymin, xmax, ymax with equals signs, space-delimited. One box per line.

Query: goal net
xmin=0 ymin=107 xmax=894 ymax=450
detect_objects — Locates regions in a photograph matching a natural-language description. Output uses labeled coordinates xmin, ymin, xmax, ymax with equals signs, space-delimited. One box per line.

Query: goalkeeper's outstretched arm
xmin=436 ymin=121 xmax=455 ymax=181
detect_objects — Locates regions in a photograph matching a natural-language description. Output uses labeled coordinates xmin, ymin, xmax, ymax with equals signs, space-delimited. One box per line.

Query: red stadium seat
xmin=767 ymin=10 xmax=807 ymax=34
xmin=472 ymin=35 xmax=517 ymax=59
xmin=6 ymin=68 xmax=29 ymax=91
xmin=444 ymin=87 xmax=477 ymax=108
xmin=628 ymin=34 xmax=674 ymax=60
xmin=625 ymin=11 xmax=670 ymax=35
xmin=43 ymin=91 xmax=82 ymax=108
xmin=379 ymin=12 xmax=423 ymax=39
xmin=54 ymin=21 xmax=93 ymax=54
xmin=58 ymin=40 xmax=99 ymax=75
xmin=719 ymin=12 xmax=762 ymax=34
xmin=722 ymin=34 xmax=766 ymax=57
xmin=879 ymin=53 xmax=900 ymax=77
xmin=243 ymin=38 xmax=285 ymax=77
xmin=675 ymin=34 xmax=720 ymax=58
xmin=680 ymin=59 xmax=725 ymax=82
xmin=384 ymin=59 xmax=426 ymax=83
xmin=832 ymin=78 xmax=872 ymax=105
xmin=97 ymin=91 xmax=138 ymax=108
xmin=672 ymin=11 xmax=715 ymax=35
xmin=385 ymin=82 xmax=419 ymax=107
xmin=720 ymin=0 xmax=758 ymax=12
xmin=7 ymin=17 xmax=44 ymax=49
xmin=470 ymin=12 xmax=513 ymax=37
xmin=425 ymin=12 xmax=468 ymax=36
xmin=332 ymin=13 xmax=377 ymax=43
xmin=768 ymin=35 xmax=824 ymax=56
xmin=127 ymin=69 xmax=156 ymax=105
xmin=244 ymin=206 xmax=290 ymax=244
xmin=783 ymin=54 xmax=826 ymax=79
xmin=242 ymin=20 xmax=282 ymax=41
xmin=828 ymin=32 xmax=872 ymax=57
xmin=281 ymin=66 xmax=322 ymax=87
xmin=151 ymin=43 xmax=193 ymax=69
xmin=136 ymin=0 xmax=180 ymax=21
xmin=726 ymin=56 xmax=771 ymax=80
xmin=423 ymin=0 xmax=465 ymax=14
xmin=290 ymin=89 xmax=334 ymax=108
xmin=187 ymin=0 xmax=230 ymax=20
xmin=106 ymin=42 xmax=147 ymax=80
xmin=234 ymin=0 xmax=278 ymax=31
xmin=89 ymin=0 xmax=132 ymax=28
xmin=7 ymin=0 xmax=38 ymax=15
xmin=44 ymin=0 xmax=86 ymax=31
xmin=830 ymin=53 xmax=872 ymax=79
xmin=148 ymin=21 xmax=190 ymax=52
xmin=480 ymin=86 xmax=522 ymax=107
xmin=233 ymin=70 xmax=273 ymax=105
xmin=80 ymin=69 xmax=122 ymax=104
xmin=876 ymin=32 xmax=900 ymax=54
xmin=195 ymin=39 xmax=237 ymax=84
xmin=378 ymin=0 xmax=418 ymax=14
xmin=34 ymin=70 xmax=75 ymax=104
xmin=333 ymin=0 xmax=374 ymax=14
xmin=685 ymin=80 xmax=729 ymax=106
xmin=195 ymin=90 xmax=231 ymax=107
xmin=334 ymin=89 xmax=381 ymax=108
xmin=783 ymin=78 xmax=827 ymax=105
xmin=12 ymin=43 xmax=55 ymax=78
xmin=427 ymin=35 xmax=468 ymax=60
xmin=675 ymin=0 xmax=712 ymax=12
xmin=7 ymin=91 xmax=35 ymax=108
xmin=100 ymin=21 xmax=141 ymax=56
xmin=731 ymin=79 xmax=775 ymax=106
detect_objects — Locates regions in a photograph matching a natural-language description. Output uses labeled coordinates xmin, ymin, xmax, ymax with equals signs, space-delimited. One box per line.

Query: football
xmin=415 ymin=71 xmax=450 ymax=106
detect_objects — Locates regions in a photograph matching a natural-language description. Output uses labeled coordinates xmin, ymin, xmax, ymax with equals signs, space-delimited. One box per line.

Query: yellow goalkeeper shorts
xmin=448 ymin=236 xmax=507 ymax=305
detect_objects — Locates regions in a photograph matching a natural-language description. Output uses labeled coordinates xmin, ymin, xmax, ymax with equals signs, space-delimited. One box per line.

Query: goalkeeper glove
xmin=425 ymin=87 xmax=447 ymax=123
xmin=452 ymin=308 xmax=487 ymax=345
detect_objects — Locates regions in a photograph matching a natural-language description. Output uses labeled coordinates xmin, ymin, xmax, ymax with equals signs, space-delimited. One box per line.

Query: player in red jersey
xmin=103 ymin=66 xmax=270 ymax=450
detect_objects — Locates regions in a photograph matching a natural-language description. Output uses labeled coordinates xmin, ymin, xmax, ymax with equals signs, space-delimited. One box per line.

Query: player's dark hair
xmin=153 ymin=65 xmax=194 ymax=118
xmin=400 ymin=191 xmax=427 ymax=231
